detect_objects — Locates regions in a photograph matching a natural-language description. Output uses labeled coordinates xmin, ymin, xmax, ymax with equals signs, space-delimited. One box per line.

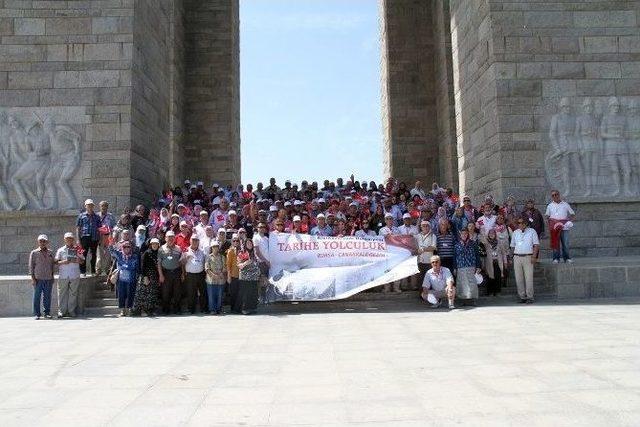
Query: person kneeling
xmin=421 ymin=255 xmax=456 ymax=309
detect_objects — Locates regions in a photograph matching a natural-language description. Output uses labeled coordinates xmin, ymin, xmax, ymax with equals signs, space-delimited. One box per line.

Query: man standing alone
xmin=545 ymin=190 xmax=575 ymax=264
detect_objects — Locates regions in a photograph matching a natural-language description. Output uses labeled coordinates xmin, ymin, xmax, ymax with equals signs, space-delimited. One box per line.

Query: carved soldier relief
xmin=546 ymin=97 xmax=640 ymax=198
xmin=0 ymin=111 xmax=82 ymax=211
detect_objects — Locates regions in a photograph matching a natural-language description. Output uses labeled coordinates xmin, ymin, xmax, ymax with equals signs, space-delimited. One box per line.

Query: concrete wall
xmin=0 ymin=0 xmax=135 ymax=211
xmin=183 ymin=0 xmax=240 ymax=187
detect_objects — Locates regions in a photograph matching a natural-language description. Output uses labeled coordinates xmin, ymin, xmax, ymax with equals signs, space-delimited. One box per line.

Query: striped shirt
xmin=436 ymin=232 xmax=455 ymax=258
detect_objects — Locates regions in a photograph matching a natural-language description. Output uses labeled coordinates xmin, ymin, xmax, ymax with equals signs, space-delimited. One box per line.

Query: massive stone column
xmin=381 ymin=0 xmax=458 ymax=189
xmin=184 ymin=0 xmax=240 ymax=187
xmin=450 ymin=0 xmax=640 ymax=256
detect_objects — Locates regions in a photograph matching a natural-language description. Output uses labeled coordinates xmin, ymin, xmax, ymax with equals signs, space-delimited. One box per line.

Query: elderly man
xmin=158 ymin=231 xmax=183 ymax=315
xmin=76 ymin=198 xmax=100 ymax=275
xmin=29 ymin=234 xmax=56 ymax=320
xmin=310 ymin=213 xmax=333 ymax=236
xmin=55 ymin=232 xmax=84 ymax=318
xmin=398 ymin=213 xmax=418 ymax=235
xmin=511 ymin=218 xmax=540 ymax=303
xmin=194 ymin=210 xmax=210 ymax=240
xmin=475 ymin=203 xmax=497 ymax=236
xmin=98 ymin=200 xmax=117 ymax=229
xmin=182 ymin=235 xmax=207 ymax=314
xmin=545 ymin=190 xmax=575 ymax=264
xmin=422 ymin=255 xmax=456 ymax=309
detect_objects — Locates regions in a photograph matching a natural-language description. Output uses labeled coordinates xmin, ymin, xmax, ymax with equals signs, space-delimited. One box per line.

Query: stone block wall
xmin=0 ymin=0 xmax=135 ymax=212
xmin=450 ymin=0 xmax=640 ymax=204
xmin=381 ymin=0 xmax=439 ymax=187
xmin=130 ymin=0 xmax=173 ymax=203
xmin=183 ymin=0 xmax=240 ymax=187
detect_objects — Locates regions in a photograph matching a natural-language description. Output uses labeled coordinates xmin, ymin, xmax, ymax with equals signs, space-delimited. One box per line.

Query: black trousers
xmin=239 ymin=280 xmax=259 ymax=312
xmin=184 ymin=271 xmax=207 ymax=313
xmin=229 ymin=278 xmax=240 ymax=313
xmin=161 ymin=268 xmax=182 ymax=314
xmin=441 ymin=257 xmax=455 ymax=274
xmin=79 ymin=236 xmax=99 ymax=274
xmin=487 ymin=260 xmax=503 ymax=296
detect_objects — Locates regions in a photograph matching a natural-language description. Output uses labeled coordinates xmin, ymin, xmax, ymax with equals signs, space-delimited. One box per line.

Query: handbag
xmin=108 ymin=268 xmax=119 ymax=285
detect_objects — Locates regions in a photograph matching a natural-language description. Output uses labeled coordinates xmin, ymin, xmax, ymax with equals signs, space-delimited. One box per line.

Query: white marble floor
xmin=0 ymin=299 xmax=639 ymax=426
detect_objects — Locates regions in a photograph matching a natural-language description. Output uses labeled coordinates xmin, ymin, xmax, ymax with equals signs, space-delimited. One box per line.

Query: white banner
xmin=266 ymin=233 xmax=419 ymax=301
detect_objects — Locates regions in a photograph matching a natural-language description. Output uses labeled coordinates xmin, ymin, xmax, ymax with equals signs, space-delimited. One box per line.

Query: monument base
xmin=541 ymin=257 xmax=640 ymax=299
xmin=0 ymin=275 xmax=102 ymax=317
xmin=0 ymin=210 xmax=79 ymax=275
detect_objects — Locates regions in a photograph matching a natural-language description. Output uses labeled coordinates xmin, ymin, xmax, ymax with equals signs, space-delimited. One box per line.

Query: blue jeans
xmin=117 ymin=280 xmax=136 ymax=308
xmin=33 ymin=279 xmax=53 ymax=316
xmin=553 ymin=230 xmax=571 ymax=261
xmin=207 ymin=284 xmax=224 ymax=312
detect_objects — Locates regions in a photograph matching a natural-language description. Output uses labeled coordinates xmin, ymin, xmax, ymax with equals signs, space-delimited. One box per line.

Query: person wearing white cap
xmin=194 ymin=210 xmax=210 ymax=241
xmin=290 ymin=215 xmax=302 ymax=233
xmin=134 ymin=238 xmax=161 ymax=316
xmin=76 ymin=198 xmax=100 ymax=276
xmin=175 ymin=221 xmax=191 ymax=252
xmin=378 ymin=213 xmax=400 ymax=237
xmin=208 ymin=198 xmax=230 ymax=232
xmin=422 ymin=255 xmax=456 ymax=309
xmin=181 ymin=235 xmax=207 ymax=314
xmin=310 ymin=214 xmax=333 ymax=236
xmin=29 ymin=234 xmax=55 ymax=319
xmin=198 ymin=225 xmax=215 ymax=252
xmin=398 ymin=213 xmax=418 ymax=236
xmin=158 ymin=231 xmax=183 ymax=315
xmin=54 ymin=232 xmax=85 ymax=318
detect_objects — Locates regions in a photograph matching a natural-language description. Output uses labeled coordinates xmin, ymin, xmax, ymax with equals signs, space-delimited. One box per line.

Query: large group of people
xmin=28 ymin=176 xmax=576 ymax=319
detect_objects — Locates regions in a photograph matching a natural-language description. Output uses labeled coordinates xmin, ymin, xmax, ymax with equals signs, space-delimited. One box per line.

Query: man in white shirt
xmin=378 ymin=213 xmax=400 ymax=237
xmin=55 ymin=232 xmax=85 ymax=317
xmin=475 ymin=204 xmax=497 ymax=236
xmin=422 ymin=255 xmax=456 ymax=309
xmin=199 ymin=225 xmax=215 ymax=253
xmin=181 ymin=235 xmax=207 ymax=314
xmin=398 ymin=213 xmax=419 ymax=235
xmin=193 ymin=210 xmax=210 ymax=240
xmin=544 ymin=190 xmax=576 ymax=264
xmin=510 ymin=218 xmax=540 ymax=303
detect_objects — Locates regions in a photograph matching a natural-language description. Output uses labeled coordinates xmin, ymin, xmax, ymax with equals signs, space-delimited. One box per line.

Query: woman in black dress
xmin=133 ymin=238 xmax=160 ymax=316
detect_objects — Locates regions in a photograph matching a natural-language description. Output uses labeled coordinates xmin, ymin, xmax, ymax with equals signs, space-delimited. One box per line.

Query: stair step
xmin=84 ymin=306 xmax=121 ymax=317
xmin=86 ymin=298 xmax=118 ymax=307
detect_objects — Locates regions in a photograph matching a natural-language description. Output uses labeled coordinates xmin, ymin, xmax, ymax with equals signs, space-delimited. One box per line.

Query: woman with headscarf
xmin=133 ymin=238 xmax=160 ymax=316
xmin=479 ymin=229 xmax=508 ymax=296
xmin=112 ymin=213 xmax=133 ymax=243
xmin=454 ymin=228 xmax=482 ymax=305
xmin=237 ymin=239 xmax=260 ymax=315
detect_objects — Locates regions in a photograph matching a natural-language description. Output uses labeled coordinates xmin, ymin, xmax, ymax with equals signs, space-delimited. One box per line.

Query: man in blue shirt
xmin=310 ymin=214 xmax=333 ymax=236
xmin=76 ymin=198 xmax=100 ymax=275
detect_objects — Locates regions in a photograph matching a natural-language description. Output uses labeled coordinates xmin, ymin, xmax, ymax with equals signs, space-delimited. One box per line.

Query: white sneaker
xmin=119 ymin=309 xmax=126 ymax=317
xmin=566 ymin=259 xmax=573 ymax=263
xmin=552 ymin=260 xmax=559 ymax=264
xmin=448 ymin=302 xmax=455 ymax=309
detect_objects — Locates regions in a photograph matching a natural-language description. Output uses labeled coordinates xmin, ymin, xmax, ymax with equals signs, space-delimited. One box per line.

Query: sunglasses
xmin=430 ymin=261 xmax=440 ymax=264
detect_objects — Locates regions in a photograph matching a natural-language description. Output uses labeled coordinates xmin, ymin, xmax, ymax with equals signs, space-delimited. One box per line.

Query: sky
xmin=240 ymin=0 xmax=382 ymax=186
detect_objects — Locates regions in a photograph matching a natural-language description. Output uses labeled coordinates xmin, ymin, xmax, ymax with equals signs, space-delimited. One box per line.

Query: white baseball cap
xmin=218 ymin=228 xmax=226 ymax=234
xmin=385 ymin=213 xmax=393 ymax=218
xmin=150 ymin=238 xmax=160 ymax=244
xmin=293 ymin=215 xmax=301 ymax=222
xmin=136 ymin=225 xmax=146 ymax=231
xmin=199 ymin=210 xmax=209 ymax=216
xmin=403 ymin=213 xmax=412 ymax=219
xmin=284 ymin=201 xmax=292 ymax=207
xmin=179 ymin=221 xmax=188 ymax=226
xmin=37 ymin=234 xmax=49 ymax=241
xmin=228 ymin=210 xmax=237 ymax=216
xmin=165 ymin=231 xmax=175 ymax=237
xmin=63 ymin=232 xmax=74 ymax=239
xmin=318 ymin=198 xmax=326 ymax=203
xmin=317 ymin=213 xmax=326 ymax=219
xmin=269 ymin=205 xmax=278 ymax=212
xmin=84 ymin=199 xmax=94 ymax=206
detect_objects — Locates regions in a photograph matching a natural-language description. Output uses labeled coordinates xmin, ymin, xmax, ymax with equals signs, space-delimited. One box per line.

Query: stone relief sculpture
xmin=546 ymin=96 xmax=640 ymax=198
xmin=575 ymin=98 xmax=600 ymax=196
xmin=0 ymin=111 xmax=82 ymax=211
